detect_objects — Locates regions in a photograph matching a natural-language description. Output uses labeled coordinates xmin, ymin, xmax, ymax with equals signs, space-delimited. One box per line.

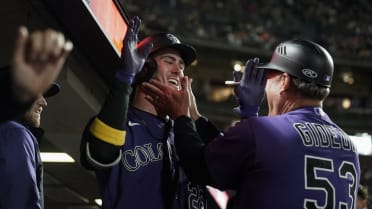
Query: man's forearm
xmin=81 ymin=80 xmax=132 ymax=169
xmin=174 ymin=116 xmax=212 ymax=185
xmin=195 ymin=116 xmax=221 ymax=143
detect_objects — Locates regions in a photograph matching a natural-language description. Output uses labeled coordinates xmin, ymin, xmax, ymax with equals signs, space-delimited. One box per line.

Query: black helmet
xmin=137 ymin=33 xmax=196 ymax=66
xmin=256 ymin=39 xmax=334 ymax=87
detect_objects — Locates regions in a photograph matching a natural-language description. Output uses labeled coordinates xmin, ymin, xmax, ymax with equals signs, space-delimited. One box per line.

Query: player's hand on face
xmin=234 ymin=57 xmax=267 ymax=107
xmin=12 ymin=26 xmax=73 ymax=100
xmin=142 ymin=77 xmax=191 ymax=119
xmin=115 ymin=16 xmax=153 ymax=84
xmin=188 ymin=78 xmax=201 ymax=120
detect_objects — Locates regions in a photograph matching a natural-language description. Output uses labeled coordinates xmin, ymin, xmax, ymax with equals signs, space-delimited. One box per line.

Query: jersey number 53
xmin=304 ymin=155 xmax=357 ymax=209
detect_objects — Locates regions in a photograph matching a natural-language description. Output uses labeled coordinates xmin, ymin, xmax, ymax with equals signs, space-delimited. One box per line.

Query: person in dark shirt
xmin=0 ymin=83 xmax=60 ymax=209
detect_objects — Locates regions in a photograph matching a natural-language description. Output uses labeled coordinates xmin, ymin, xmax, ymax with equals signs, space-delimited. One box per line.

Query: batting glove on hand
xmin=115 ymin=16 xmax=153 ymax=84
xmin=234 ymin=58 xmax=267 ymax=117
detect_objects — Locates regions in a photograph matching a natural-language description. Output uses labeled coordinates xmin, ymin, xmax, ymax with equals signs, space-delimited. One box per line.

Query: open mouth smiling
xmin=167 ymin=78 xmax=180 ymax=89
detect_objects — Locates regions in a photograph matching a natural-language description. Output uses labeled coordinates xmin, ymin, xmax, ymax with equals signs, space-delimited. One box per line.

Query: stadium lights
xmin=40 ymin=152 xmax=75 ymax=163
xmin=233 ymin=63 xmax=242 ymax=72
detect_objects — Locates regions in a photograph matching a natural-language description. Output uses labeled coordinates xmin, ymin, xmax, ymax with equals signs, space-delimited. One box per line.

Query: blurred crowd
xmin=125 ymin=0 xmax=372 ymax=60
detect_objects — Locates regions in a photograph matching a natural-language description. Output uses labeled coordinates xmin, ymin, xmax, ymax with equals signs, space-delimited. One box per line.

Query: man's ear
xmin=280 ymin=73 xmax=291 ymax=92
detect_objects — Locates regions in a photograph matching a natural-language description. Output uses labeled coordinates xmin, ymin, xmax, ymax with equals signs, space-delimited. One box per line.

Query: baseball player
xmin=80 ymin=16 xmax=218 ymax=209
xmin=0 ymin=82 xmax=60 ymax=209
xmin=142 ymin=39 xmax=361 ymax=209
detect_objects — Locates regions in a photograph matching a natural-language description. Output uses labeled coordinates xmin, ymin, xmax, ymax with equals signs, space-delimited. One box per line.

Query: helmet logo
xmin=166 ymin=34 xmax=181 ymax=44
xmin=276 ymin=45 xmax=286 ymax=55
xmin=302 ymin=69 xmax=318 ymax=79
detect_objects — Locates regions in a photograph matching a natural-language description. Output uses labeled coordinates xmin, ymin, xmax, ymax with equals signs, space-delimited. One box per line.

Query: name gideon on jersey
xmin=294 ymin=122 xmax=356 ymax=152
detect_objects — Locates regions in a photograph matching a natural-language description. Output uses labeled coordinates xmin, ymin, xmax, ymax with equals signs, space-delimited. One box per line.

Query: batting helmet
xmin=133 ymin=33 xmax=196 ymax=86
xmin=256 ymin=39 xmax=334 ymax=87
xmin=137 ymin=33 xmax=196 ymax=67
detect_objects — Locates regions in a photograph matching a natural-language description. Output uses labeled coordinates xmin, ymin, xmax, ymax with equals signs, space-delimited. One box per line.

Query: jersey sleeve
xmin=195 ymin=116 xmax=222 ymax=143
xmin=204 ymin=119 xmax=256 ymax=190
xmin=173 ymin=116 xmax=213 ymax=185
xmin=0 ymin=125 xmax=41 ymax=209
xmin=80 ymin=80 xmax=131 ymax=170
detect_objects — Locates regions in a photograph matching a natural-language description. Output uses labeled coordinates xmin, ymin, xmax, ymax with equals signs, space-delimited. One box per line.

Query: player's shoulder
xmin=0 ymin=121 xmax=32 ymax=142
xmin=0 ymin=121 xmax=35 ymax=154
xmin=0 ymin=120 xmax=27 ymax=131
xmin=239 ymin=115 xmax=280 ymax=125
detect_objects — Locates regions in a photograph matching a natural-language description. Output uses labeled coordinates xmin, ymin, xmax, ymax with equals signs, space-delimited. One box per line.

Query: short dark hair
xmin=291 ymin=77 xmax=330 ymax=100
xmin=358 ymin=184 xmax=368 ymax=200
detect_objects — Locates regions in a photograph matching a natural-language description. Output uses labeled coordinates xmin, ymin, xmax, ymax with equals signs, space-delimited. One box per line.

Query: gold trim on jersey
xmin=90 ymin=117 xmax=126 ymax=146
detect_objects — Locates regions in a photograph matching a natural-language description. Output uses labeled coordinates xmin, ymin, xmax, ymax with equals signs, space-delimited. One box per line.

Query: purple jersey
xmin=0 ymin=121 xmax=43 ymax=209
xmin=205 ymin=107 xmax=360 ymax=209
xmin=94 ymin=107 xmax=205 ymax=209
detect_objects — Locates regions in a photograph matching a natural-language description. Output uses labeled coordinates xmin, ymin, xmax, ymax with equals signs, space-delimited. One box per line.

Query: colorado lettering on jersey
xmin=293 ymin=122 xmax=356 ymax=152
xmin=122 ymin=142 xmax=163 ymax=171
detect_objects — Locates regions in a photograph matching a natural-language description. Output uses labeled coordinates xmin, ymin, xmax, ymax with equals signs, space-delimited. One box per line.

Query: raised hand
xmin=115 ymin=16 xmax=153 ymax=84
xmin=234 ymin=58 xmax=267 ymax=117
xmin=188 ymin=78 xmax=202 ymax=120
xmin=142 ymin=77 xmax=191 ymax=119
xmin=11 ymin=26 xmax=73 ymax=101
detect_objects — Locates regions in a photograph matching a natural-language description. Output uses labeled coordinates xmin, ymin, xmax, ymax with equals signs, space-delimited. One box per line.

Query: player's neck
xmin=132 ymin=88 xmax=166 ymax=119
xmin=269 ymin=98 xmax=322 ymax=116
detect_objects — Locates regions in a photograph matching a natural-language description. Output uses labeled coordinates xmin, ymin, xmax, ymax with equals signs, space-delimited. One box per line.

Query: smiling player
xmin=80 ymin=16 xmax=212 ymax=209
